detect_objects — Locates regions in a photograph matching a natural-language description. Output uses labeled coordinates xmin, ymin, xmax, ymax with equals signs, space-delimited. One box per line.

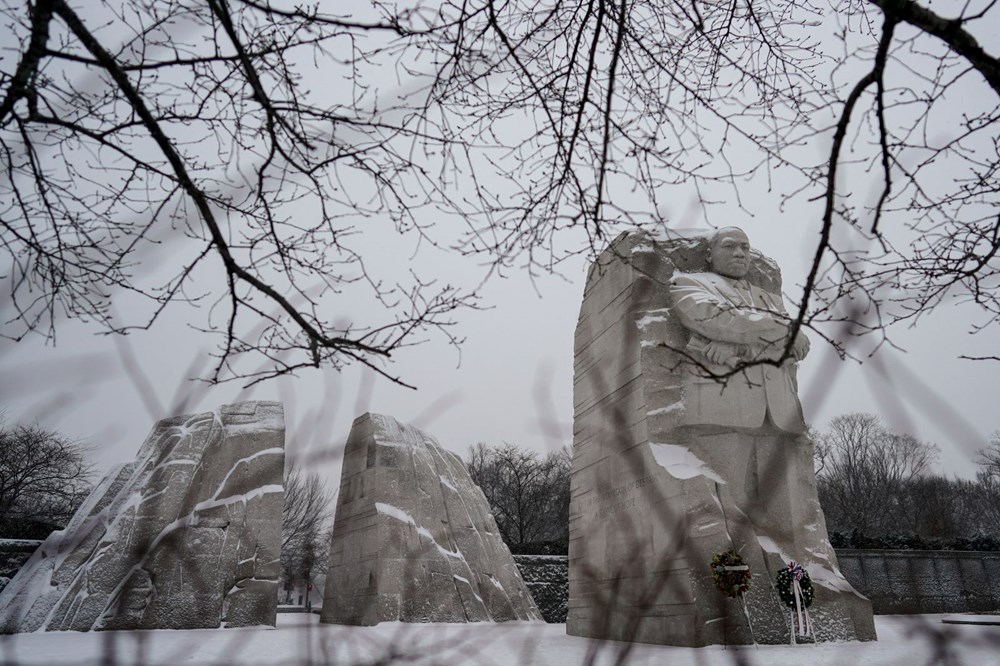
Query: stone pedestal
xmin=0 ymin=401 xmax=285 ymax=633
xmin=568 ymin=230 xmax=876 ymax=646
xmin=320 ymin=413 xmax=541 ymax=624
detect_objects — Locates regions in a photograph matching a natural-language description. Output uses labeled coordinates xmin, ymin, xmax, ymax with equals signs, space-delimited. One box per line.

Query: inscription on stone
xmin=583 ymin=475 xmax=654 ymax=520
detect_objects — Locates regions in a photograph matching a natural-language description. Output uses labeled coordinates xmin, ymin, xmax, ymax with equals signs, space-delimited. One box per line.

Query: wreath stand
xmin=775 ymin=561 xmax=815 ymax=645
xmin=710 ymin=550 xmax=757 ymax=646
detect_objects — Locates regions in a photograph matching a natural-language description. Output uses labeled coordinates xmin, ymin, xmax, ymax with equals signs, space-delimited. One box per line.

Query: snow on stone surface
xmin=452 ymin=575 xmax=486 ymax=605
xmin=374 ymin=503 xmax=465 ymax=561
xmin=0 ymin=401 xmax=285 ymax=633
xmin=647 ymin=403 xmax=683 ymax=416
xmin=758 ymin=536 xmax=862 ymax=597
xmin=194 ymin=484 xmax=284 ymax=513
xmin=756 ymin=535 xmax=791 ymax=562
xmin=806 ymin=546 xmax=833 ymax=562
xmin=374 ymin=502 xmax=417 ymax=526
xmin=323 ymin=413 xmax=541 ymax=625
xmin=209 ymin=447 xmax=284 ymax=497
xmin=571 ymin=228 xmax=871 ymax=646
xmin=646 ymin=227 xmax=706 ymax=243
xmin=809 ymin=563 xmax=868 ymax=596
xmin=0 ymin=613 xmax=995 ymax=666
xmin=648 ymin=443 xmax=725 ymax=483
xmin=635 ymin=314 xmax=668 ymax=329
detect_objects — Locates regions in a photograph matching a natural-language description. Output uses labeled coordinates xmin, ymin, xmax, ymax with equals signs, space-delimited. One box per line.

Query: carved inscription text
xmin=583 ymin=475 xmax=654 ymax=519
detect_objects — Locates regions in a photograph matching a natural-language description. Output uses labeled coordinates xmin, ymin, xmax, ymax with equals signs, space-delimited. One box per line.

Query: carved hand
xmin=702 ymin=340 xmax=740 ymax=366
xmin=791 ymin=330 xmax=810 ymax=361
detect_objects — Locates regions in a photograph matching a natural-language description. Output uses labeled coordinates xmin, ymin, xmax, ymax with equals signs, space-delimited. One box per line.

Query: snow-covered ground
xmin=0 ymin=613 xmax=996 ymax=665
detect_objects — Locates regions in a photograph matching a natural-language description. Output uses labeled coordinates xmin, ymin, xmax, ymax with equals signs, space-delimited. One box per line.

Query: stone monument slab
xmin=320 ymin=413 xmax=542 ymax=625
xmin=568 ymin=229 xmax=876 ymax=646
xmin=0 ymin=401 xmax=284 ymax=633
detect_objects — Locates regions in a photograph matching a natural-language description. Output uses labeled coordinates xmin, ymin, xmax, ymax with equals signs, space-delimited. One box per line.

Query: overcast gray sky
xmin=1 ymin=2 xmax=997 ymax=490
xmin=1 ymin=202 xmax=994 ymax=487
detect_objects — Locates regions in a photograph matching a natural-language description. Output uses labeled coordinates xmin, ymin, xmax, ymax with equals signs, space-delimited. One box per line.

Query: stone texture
xmin=0 ymin=541 xmax=41 ymax=594
xmin=514 ymin=555 xmax=569 ymax=623
xmin=320 ymin=413 xmax=542 ymax=625
xmin=837 ymin=549 xmax=1000 ymax=615
xmin=568 ymin=230 xmax=876 ymax=646
xmin=519 ymin=550 xmax=1000 ymax=620
xmin=0 ymin=401 xmax=284 ymax=633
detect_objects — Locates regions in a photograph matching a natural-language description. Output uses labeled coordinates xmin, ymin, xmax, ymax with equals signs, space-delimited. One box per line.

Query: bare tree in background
xmin=972 ymin=432 xmax=1000 ymax=532
xmin=467 ymin=442 xmax=570 ymax=550
xmin=976 ymin=431 xmax=1000 ymax=478
xmin=281 ymin=462 xmax=335 ymax=605
xmin=0 ymin=418 xmax=93 ymax=533
xmin=816 ymin=412 xmax=938 ymax=534
xmin=1 ymin=1 xmax=997 ymax=388
xmin=815 ymin=415 xmax=1000 ymax=541
xmin=900 ymin=475 xmax=980 ymax=539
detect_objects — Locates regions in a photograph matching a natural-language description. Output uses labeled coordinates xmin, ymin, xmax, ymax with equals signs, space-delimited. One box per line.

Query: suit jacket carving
xmin=669 ymin=271 xmax=807 ymax=434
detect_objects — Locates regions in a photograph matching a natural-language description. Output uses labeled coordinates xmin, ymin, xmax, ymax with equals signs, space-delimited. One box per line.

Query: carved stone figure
xmin=320 ymin=413 xmax=541 ymax=625
xmin=670 ymin=227 xmax=809 ymax=433
xmin=0 ymin=401 xmax=285 ymax=633
xmin=568 ymin=229 xmax=875 ymax=646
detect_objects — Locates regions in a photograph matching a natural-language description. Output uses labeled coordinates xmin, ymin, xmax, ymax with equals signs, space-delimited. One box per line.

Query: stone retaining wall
xmin=0 ymin=541 xmax=42 ymax=593
xmin=515 ymin=550 xmax=1000 ymax=621
xmin=836 ymin=549 xmax=1000 ymax=615
xmin=9 ymin=542 xmax=999 ymax=619
xmin=0 ymin=541 xmax=42 ymax=575
xmin=513 ymin=555 xmax=568 ymax=623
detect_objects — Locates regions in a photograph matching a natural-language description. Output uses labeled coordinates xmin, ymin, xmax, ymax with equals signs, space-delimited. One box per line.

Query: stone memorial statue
xmin=568 ymin=228 xmax=875 ymax=646
xmin=320 ymin=413 xmax=541 ymax=625
xmin=0 ymin=401 xmax=285 ymax=633
xmin=669 ymin=227 xmax=809 ymax=433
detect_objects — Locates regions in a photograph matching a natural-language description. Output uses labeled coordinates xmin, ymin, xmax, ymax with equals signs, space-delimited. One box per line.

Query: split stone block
xmin=0 ymin=401 xmax=284 ymax=633
xmin=320 ymin=413 xmax=541 ymax=625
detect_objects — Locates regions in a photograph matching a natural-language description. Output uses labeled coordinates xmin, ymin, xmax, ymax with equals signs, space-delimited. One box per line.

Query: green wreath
xmin=710 ymin=550 xmax=751 ymax=598
xmin=775 ymin=562 xmax=814 ymax=609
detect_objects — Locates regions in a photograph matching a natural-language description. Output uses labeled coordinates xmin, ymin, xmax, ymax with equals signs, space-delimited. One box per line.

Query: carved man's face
xmin=709 ymin=228 xmax=751 ymax=278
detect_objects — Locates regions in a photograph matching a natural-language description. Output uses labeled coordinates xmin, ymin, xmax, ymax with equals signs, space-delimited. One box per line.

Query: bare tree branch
xmin=867 ymin=0 xmax=1000 ymax=95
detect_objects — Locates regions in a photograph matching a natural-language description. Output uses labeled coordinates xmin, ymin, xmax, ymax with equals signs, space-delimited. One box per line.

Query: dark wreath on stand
xmin=710 ymin=550 xmax=751 ymax=598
